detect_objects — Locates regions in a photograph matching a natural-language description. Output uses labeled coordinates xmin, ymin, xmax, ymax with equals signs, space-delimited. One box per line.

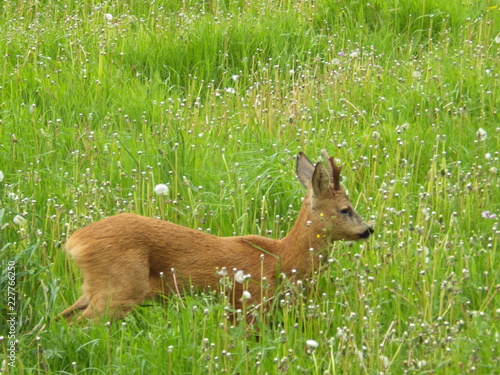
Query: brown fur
xmin=59 ymin=151 xmax=373 ymax=323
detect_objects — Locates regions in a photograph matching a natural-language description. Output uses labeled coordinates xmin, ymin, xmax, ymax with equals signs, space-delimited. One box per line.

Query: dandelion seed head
xmin=412 ymin=70 xmax=422 ymax=78
xmin=216 ymin=267 xmax=228 ymax=277
xmin=417 ymin=359 xmax=428 ymax=368
xmin=13 ymin=214 xmax=27 ymax=226
xmin=154 ymin=183 xmax=169 ymax=196
xmin=242 ymin=290 xmax=252 ymax=300
xmin=306 ymin=339 xmax=319 ymax=348
xmin=380 ymin=355 xmax=390 ymax=369
xmin=476 ymin=128 xmax=487 ymax=141
xmin=234 ymin=270 xmax=249 ymax=283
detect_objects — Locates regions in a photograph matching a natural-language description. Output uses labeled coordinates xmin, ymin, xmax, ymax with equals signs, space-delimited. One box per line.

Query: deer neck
xmin=279 ymin=192 xmax=330 ymax=276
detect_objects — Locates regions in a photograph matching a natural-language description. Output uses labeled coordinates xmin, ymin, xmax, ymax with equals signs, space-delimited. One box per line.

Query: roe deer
xmin=60 ymin=151 xmax=373 ymax=323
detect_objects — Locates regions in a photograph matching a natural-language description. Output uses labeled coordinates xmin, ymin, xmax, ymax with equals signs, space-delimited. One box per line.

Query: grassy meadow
xmin=1 ymin=0 xmax=499 ymax=373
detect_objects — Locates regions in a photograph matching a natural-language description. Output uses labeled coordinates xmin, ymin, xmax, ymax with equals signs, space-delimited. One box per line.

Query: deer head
xmin=295 ymin=150 xmax=373 ymax=242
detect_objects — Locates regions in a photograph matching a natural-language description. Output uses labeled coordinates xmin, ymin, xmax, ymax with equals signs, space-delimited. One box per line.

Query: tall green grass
xmin=1 ymin=0 xmax=498 ymax=373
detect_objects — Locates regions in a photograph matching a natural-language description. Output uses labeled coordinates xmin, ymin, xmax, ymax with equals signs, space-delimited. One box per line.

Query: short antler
xmin=321 ymin=149 xmax=342 ymax=191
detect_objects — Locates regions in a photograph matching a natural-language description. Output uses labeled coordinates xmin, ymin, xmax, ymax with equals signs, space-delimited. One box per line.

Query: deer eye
xmin=340 ymin=208 xmax=351 ymax=217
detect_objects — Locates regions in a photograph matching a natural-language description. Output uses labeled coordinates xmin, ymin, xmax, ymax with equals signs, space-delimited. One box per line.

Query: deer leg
xmin=77 ymin=293 xmax=145 ymax=323
xmin=59 ymin=294 xmax=90 ymax=321
xmin=76 ymin=267 xmax=151 ymax=323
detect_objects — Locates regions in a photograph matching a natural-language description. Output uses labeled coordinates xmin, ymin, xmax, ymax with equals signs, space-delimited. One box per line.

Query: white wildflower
xmin=234 ymin=270 xmax=245 ymax=283
xmin=216 ymin=267 xmax=228 ymax=277
xmin=495 ymin=34 xmax=500 ymax=44
xmin=231 ymin=75 xmax=239 ymax=81
xmin=306 ymin=339 xmax=319 ymax=348
xmin=241 ymin=290 xmax=252 ymax=300
xmin=104 ymin=13 xmax=113 ymax=21
xmin=13 ymin=215 xmax=27 ymax=226
xmin=476 ymin=128 xmax=487 ymax=141
xmin=234 ymin=270 xmax=250 ymax=284
xmin=416 ymin=359 xmax=428 ymax=368
xmin=412 ymin=70 xmax=422 ymax=79
xmin=349 ymin=51 xmax=359 ymax=58
xmin=225 ymin=87 xmax=236 ymax=94
xmin=0 ymin=170 xmax=3 ymax=182
xmin=154 ymin=183 xmax=169 ymax=196
xmin=380 ymin=355 xmax=390 ymax=369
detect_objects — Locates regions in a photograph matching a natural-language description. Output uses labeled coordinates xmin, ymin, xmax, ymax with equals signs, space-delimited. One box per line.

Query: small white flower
xmin=306 ymin=339 xmax=319 ymax=348
xmin=331 ymin=58 xmax=341 ymax=65
xmin=231 ymin=75 xmax=239 ymax=81
xmin=216 ymin=267 xmax=228 ymax=277
xmin=13 ymin=214 xmax=27 ymax=226
xmin=241 ymin=290 xmax=252 ymax=300
xmin=225 ymin=87 xmax=236 ymax=94
xmin=412 ymin=70 xmax=422 ymax=79
xmin=416 ymin=359 xmax=428 ymax=368
xmin=154 ymin=183 xmax=169 ymax=196
xmin=234 ymin=270 xmax=250 ymax=284
xmin=234 ymin=270 xmax=245 ymax=283
xmin=0 ymin=170 xmax=3 ymax=182
xmin=476 ymin=128 xmax=487 ymax=141
xmin=349 ymin=51 xmax=359 ymax=58
xmin=289 ymin=69 xmax=295 ymax=74
xmin=380 ymin=355 xmax=390 ymax=369
xmin=104 ymin=13 xmax=113 ymax=21
xmin=495 ymin=34 xmax=500 ymax=44
xmin=485 ymin=152 xmax=492 ymax=160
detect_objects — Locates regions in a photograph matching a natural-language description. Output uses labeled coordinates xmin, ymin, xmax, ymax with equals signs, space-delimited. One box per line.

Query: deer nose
xmin=359 ymin=226 xmax=374 ymax=239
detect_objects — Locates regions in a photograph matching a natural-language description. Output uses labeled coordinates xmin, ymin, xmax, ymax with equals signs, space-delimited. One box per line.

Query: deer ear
xmin=312 ymin=162 xmax=331 ymax=196
xmin=296 ymin=152 xmax=315 ymax=188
